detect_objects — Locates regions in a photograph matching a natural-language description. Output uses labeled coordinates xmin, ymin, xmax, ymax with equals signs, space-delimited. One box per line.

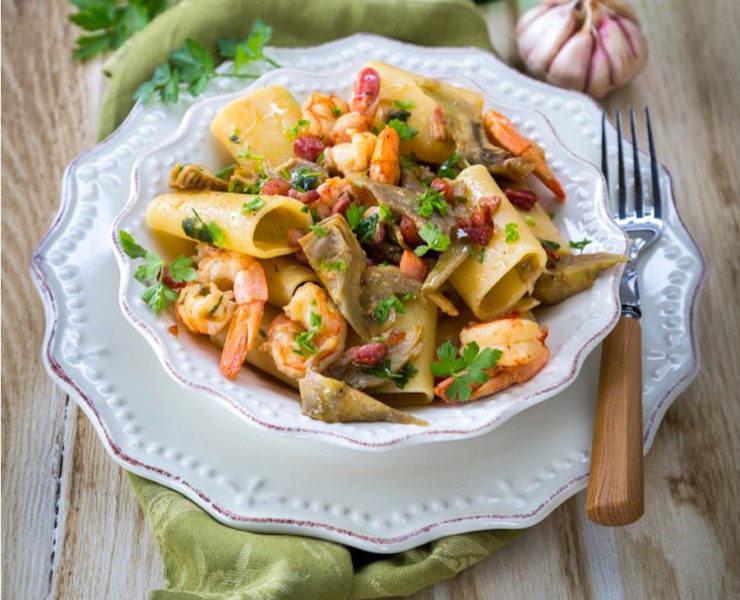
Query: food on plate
xmin=119 ymin=63 xmax=625 ymax=424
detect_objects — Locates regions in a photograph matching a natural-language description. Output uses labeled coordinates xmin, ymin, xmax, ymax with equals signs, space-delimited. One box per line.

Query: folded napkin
xmin=101 ymin=1 xmax=522 ymax=597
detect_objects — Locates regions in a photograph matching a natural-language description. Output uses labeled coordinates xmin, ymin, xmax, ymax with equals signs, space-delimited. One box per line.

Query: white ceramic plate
xmin=32 ymin=36 xmax=704 ymax=552
xmin=112 ymin=62 xmax=627 ymax=449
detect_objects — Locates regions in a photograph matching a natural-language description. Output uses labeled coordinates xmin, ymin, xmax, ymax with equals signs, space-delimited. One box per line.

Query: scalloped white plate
xmin=32 ymin=35 xmax=704 ymax=552
xmin=112 ymin=62 xmax=627 ymax=449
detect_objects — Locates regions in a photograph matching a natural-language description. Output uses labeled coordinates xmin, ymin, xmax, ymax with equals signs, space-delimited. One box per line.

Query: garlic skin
xmin=516 ymin=0 xmax=648 ymax=99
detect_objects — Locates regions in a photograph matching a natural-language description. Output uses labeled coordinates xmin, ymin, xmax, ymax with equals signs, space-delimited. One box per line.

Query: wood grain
xmin=587 ymin=316 xmax=644 ymax=526
xmin=2 ymin=1 xmax=739 ymax=599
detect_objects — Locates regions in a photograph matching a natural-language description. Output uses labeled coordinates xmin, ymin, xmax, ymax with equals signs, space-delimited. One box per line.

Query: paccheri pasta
xmin=120 ymin=63 xmax=625 ymax=425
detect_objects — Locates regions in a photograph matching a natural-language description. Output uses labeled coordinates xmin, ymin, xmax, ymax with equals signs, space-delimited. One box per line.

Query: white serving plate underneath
xmin=32 ymin=35 xmax=704 ymax=552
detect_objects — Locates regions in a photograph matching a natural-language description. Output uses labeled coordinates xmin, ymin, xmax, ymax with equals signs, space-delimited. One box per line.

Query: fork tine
xmin=629 ymin=107 xmax=643 ymax=218
xmin=645 ymin=107 xmax=662 ymax=220
xmin=601 ymin=112 xmax=609 ymax=188
xmin=616 ymin=110 xmax=627 ymax=219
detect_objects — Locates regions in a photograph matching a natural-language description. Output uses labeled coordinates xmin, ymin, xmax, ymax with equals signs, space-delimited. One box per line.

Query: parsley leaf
xmin=345 ymin=204 xmax=362 ymax=229
xmin=167 ymin=255 xmax=196 ymax=282
xmin=416 ymin=188 xmax=448 ymax=218
xmin=141 ymin=280 xmax=178 ymax=312
xmin=181 ymin=209 xmax=224 ymax=247
xmin=320 ymin=258 xmax=346 ymax=272
xmin=400 ymin=153 xmax=419 ymax=170
xmin=539 ymin=239 xmax=561 ymax=252
xmin=504 ymin=222 xmax=520 ymax=244
xmin=414 ymin=222 xmax=451 ymax=256
xmin=218 ymin=18 xmax=280 ymax=70
xmin=309 ymin=224 xmax=329 ymax=237
xmin=362 ymin=361 xmax=417 ymax=389
xmin=378 ymin=203 xmax=394 ymax=222
xmin=438 ymin=152 xmax=463 ymax=179
xmin=215 ymin=163 xmax=237 ymax=179
xmin=293 ymin=311 xmax=321 ymax=356
xmin=290 ymin=166 xmax=323 ymax=191
xmin=393 ymin=99 xmax=415 ymax=110
xmin=568 ymin=238 xmax=592 ymax=253
xmin=354 ymin=212 xmax=380 ymax=243
xmin=170 ymin=38 xmax=214 ymax=96
xmin=387 ymin=118 xmax=418 ymax=140
xmin=478 ymin=247 xmax=486 ymax=263
xmin=242 ymin=197 xmax=265 ymax=214
xmin=525 ymin=215 xmax=537 ymax=227
xmin=332 ymin=105 xmax=343 ymax=117
xmin=372 ymin=295 xmax=407 ymax=324
xmin=431 ymin=341 xmax=503 ymax=402
xmin=119 ymin=229 xmax=147 ymax=258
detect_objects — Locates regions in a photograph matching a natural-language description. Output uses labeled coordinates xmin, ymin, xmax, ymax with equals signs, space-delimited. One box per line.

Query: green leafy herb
xmin=215 ymin=163 xmax=237 ymax=178
xmin=354 ymin=212 xmax=380 ymax=243
xmin=293 ymin=311 xmax=321 ymax=356
xmin=216 ymin=18 xmax=279 ymax=69
xmin=332 ymin=105 xmax=343 ymax=117
xmin=400 ymin=153 xmax=419 ymax=170
xmin=438 ymin=152 xmax=463 ymax=179
xmin=345 ymin=204 xmax=362 ymax=229
xmin=504 ymin=222 xmax=520 ymax=244
xmin=387 ymin=118 xmax=418 ymax=140
xmin=525 ymin=215 xmax=537 ymax=227
xmin=290 ymin=166 xmax=323 ymax=191
xmin=430 ymin=341 xmax=503 ymax=402
xmin=320 ymin=258 xmax=347 ymax=272
xmin=287 ymin=119 xmax=311 ymax=140
xmin=547 ymin=211 xmax=556 ymax=220
xmin=414 ymin=222 xmax=451 ymax=256
xmin=362 ymin=360 xmax=417 ymax=389
xmin=477 ymin=247 xmax=486 ymax=263
xmin=387 ymin=109 xmax=411 ymax=123
xmin=416 ymin=188 xmax=448 ymax=218
xmin=242 ymin=197 xmax=265 ymax=214
xmin=118 ymin=230 xmax=195 ymax=312
xmin=539 ymin=239 xmax=561 ymax=252
xmin=378 ymin=203 xmax=393 ymax=223
xmin=70 ymin=0 xmax=170 ymax=61
xmin=259 ymin=328 xmax=268 ymax=339
xmin=372 ymin=294 xmax=407 ymax=324
xmin=181 ymin=209 xmax=224 ymax=247
xmin=309 ymin=224 xmax=329 ymax=237
xmin=393 ymin=99 xmax=415 ymax=110
xmin=568 ymin=238 xmax=592 ymax=253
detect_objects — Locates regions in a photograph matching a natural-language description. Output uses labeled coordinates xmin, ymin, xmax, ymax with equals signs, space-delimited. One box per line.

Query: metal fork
xmin=586 ymin=107 xmax=664 ymax=526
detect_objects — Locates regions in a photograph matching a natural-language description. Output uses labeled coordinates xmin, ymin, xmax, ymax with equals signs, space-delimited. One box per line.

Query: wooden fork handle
xmin=586 ymin=315 xmax=644 ymax=526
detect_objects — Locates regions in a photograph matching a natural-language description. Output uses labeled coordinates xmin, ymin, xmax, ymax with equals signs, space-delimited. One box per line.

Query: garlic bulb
xmin=516 ymin=0 xmax=648 ymax=98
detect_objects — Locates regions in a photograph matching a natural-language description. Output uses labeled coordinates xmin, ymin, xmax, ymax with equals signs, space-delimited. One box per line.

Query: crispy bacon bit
xmin=293 ymin=136 xmax=326 ymax=162
xmin=168 ymin=324 xmax=180 ymax=337
xmin=400 ymin=249 xmax=429 ymax=282
xmin=331 ymin=192 xmax=352 ymax=216
xmin=505 ymin=188 xmax=538 ymax=210
xmin=457 ymin=196 xmax=500 ymax=246
xmin=261 ymin=178 xmax=291 ymax=196
xmin=399 ymin=214 xmax=423 ymax=247
xmin=348 ymin=342 xmax=388 ymax=366
xmin=384 ymin=328 xmax=406 ymax=346
xmin=542 ymin=244 xmax=561 ymax=262
xmin=288 ymin=188 xmax=319 ymax=204
xmin=430 ymin=177 xmax=454 ymax=202
xmin=161 ymin=267 xmax=186 ymax=290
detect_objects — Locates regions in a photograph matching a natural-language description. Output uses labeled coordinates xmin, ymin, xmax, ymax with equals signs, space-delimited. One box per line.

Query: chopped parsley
xmin=235 ymin=144 xmax=264 ymax=161
xmin=387 ymin=118 xmax=418 ymax=140
xmin=400 ymin=153 xmax=419 ymax=170
xmin=478 ymin=247 xmax=486 ymax=263
xmin=539 ymin=239 xmax=561 ymax=252
xmin=309 ymin=224 xmax=329 ymax=237
xmin=320 ymin=258 xmax=347 ymax=272
xmin=332 ymin=105 xmax=343 ymax=117
xmin=525 ymin=215 xmax=537 ymax=227
xmin=373 ymin=294 xmax=408 ymax=324
xmin=438 ymin=152 xmax=463 ymax=179
xmin=504 ymin=222 xmax=520 ymax=244
xmin=290 ymin=166 xmax=323 ymax=191
xmin=547 ymin=211 xmax=556 ymax=220
xmin=287 ymin=119 xmax=310 ymax=140
xmin=393 ymin=99 xmax=415 ymax=110
xmin=118 ymin=230 xmax=196 ymax=312
xmin=568 ymin=238 xmax=592 ymax=253
xmin=362 ymin=361 xmax=417 ymax=389
xmin=378 ymin=203 xmax=393 ymax=222
xmin=414 ymin=222 xmax=451 ymax=256
xmin=293 ymin=311 xmax=322 ymax=356
xmin=242 ymin=196 xmax=265 ymax=214
xmin=215 ymin=163 xmax=237 ymax=178
xmin=387 ymin=108 xmax=411 ymax=122
xmin=181 ymin=209 xmax=224 ymax=247
xmin=416 ymin=187 xmax=448 ymax=218
xmin=430 ymin=341 xmax=503 ymax=403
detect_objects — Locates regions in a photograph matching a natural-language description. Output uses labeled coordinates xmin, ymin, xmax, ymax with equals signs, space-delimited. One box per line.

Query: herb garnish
xmin=400 ymin=153 xmax=419 ymax=170
xmin=478 ymin=247 xmax=486 ymax=263
xmin=290 ymin=166 xmax=323 ymax=191
xmin=416 ymin=187 xmax=448 ymax=218
xmin=438 ymin=152 xmax=463 ymax=179
xmin=525 ymin=215 xmax=537 ymax=227
xmin=568 ymin=238 xmax=592 ymax=253
xmin=309 ymin=224 xmax=329 ymax=237
xmin=287 ymin=119 xmax=311 ymax=140
xmin=387 ymin=118 xmax=418 ymax=140
xmin=414 ymin=222 xmax=451 ymax=256
xmin=430 ymin=341 xmax=503 ymax=402
xmin=319 ymin=258 xmax=347 ymax=272
xmin=215 ymin=163 xmax=237 ymax=178
xmin=332 ymin=105 xmax=343 ymax=117
xmin=119 ymin=230 xmax=196 ymax=312
xmin=242 ymin=197 xmax=265 ymax=214
xmin=393 ymin=100 xmax=415 ymax=110
xmin=362 ymin=361 xmax=418 ymax=389
xmin=293 ymin=311 xmax=322 ymax=357
xmin=539 ymin=239 xmax=561 ymax=252
xmin=181 ymin=209 xmax=224 ymax=246
xmin=372 ymin=294 xmax=409 ymax=324
xmin=504 ymin=222 xmax=520 ymax=244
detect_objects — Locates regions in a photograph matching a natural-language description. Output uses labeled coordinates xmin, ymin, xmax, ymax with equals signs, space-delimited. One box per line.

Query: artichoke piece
xmin=420 ymin=83 xmax=534 ymax=181
xmin=325 ymin=327 xmax=423 ymax=389
xmin=299 ymin=214 xmax=369 ymax=339
xmin=422 ymin=241 xmax=470 ymax=293
xmin=169 ymin=163 xmax=228 ymax=191
xmin=533 ymin=252 xmax=627 ymax=304
xmin=360 ymin=265 xmax=421 ymax=318
xmin=299 ymin=370 xmax=428 ymax=426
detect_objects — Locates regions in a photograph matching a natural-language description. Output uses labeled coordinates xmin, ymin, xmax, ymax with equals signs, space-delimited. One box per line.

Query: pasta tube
xmin=146 ymin=191 xmax=311 ymax=259
xmin=449 ymin=165 xmax=547 ymax=320
xmin=261 ymin=257 xmax=318 ymax=307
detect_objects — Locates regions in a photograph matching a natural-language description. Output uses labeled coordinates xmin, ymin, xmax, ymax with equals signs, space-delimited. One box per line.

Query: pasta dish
xmin=118 ymin=62 xmax=624 ymax=426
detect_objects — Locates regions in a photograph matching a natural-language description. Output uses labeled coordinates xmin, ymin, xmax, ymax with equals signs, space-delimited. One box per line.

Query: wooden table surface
xmin=3 ymin=1 xmax=739 ymax=598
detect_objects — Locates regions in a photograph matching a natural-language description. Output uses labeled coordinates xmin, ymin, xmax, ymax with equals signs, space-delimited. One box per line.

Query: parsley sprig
xmin=414 ymin=222 xmax=451 ymax=257
xmin=362 ymin=361 xmax=417 ymax=390
xmin=69 ymin=0 xmax=170 ymax=61
xmin=181 ymin=209 xmax=224 ymax=246
xmin=504 ymin=222 xmax=520 ymax=244
xmin=438 ymin=152 xmax=463 ymax=179
xmin=431 ymin=341 xmax=503 ymax=403
xmin=568 ymin=238 xmax=592 ymax=253
xmin=242 ymin=197 xmax=265 ymax=214
xmin=372 ymin=293 xmax=415 ymax=324
xmin=134 ymin=18 xmax=279 ymax=105
xmin=293 ymin=311 xmax=322 ymax=357
xmin=346 ymin=204 xmax=388 ymax=243
xmin=387 ymin=118 xmax=418 ymax=140
xmin=416 ymin=187 xmax=448 ymax=218
xmin=118 ymin=230 xmax=196 ymax=311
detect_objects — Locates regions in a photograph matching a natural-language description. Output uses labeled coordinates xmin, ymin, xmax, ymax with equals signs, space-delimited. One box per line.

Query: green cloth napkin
xmin=101 ymin=1 xmax=523 ymax=597
xmin=98 ymin=0 xmax=495 ymax=139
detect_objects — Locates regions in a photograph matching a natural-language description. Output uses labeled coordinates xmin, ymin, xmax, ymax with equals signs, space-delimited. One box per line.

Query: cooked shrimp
xmin=301 ymin=93 xmax=349 ymax=141
xmin=482 ymin=110 xmax=565 ymax=200
xmin=430 ymin=105 xmax=449 ymax=143
xmin=324 ymin=132 xmax=377 ymax=176
xmin=331 ymin=111 xmax=371 ymax=144
xmin=264 ymin=282 xmax=347 ymax=379
xmin=369 ymin=126 xmax=400 ymax=184
xmin=330 ymin=67 xmax=381 ymax=143
xmin=315 ymin=177 xmax=354 ymax=218
xmin=178 ymin=245 xmax=268 ymax=379
xmin=175 ymin=283 xmax=235 ymax=336
xmin=434 ymin=317 xmax=550 ymax=403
